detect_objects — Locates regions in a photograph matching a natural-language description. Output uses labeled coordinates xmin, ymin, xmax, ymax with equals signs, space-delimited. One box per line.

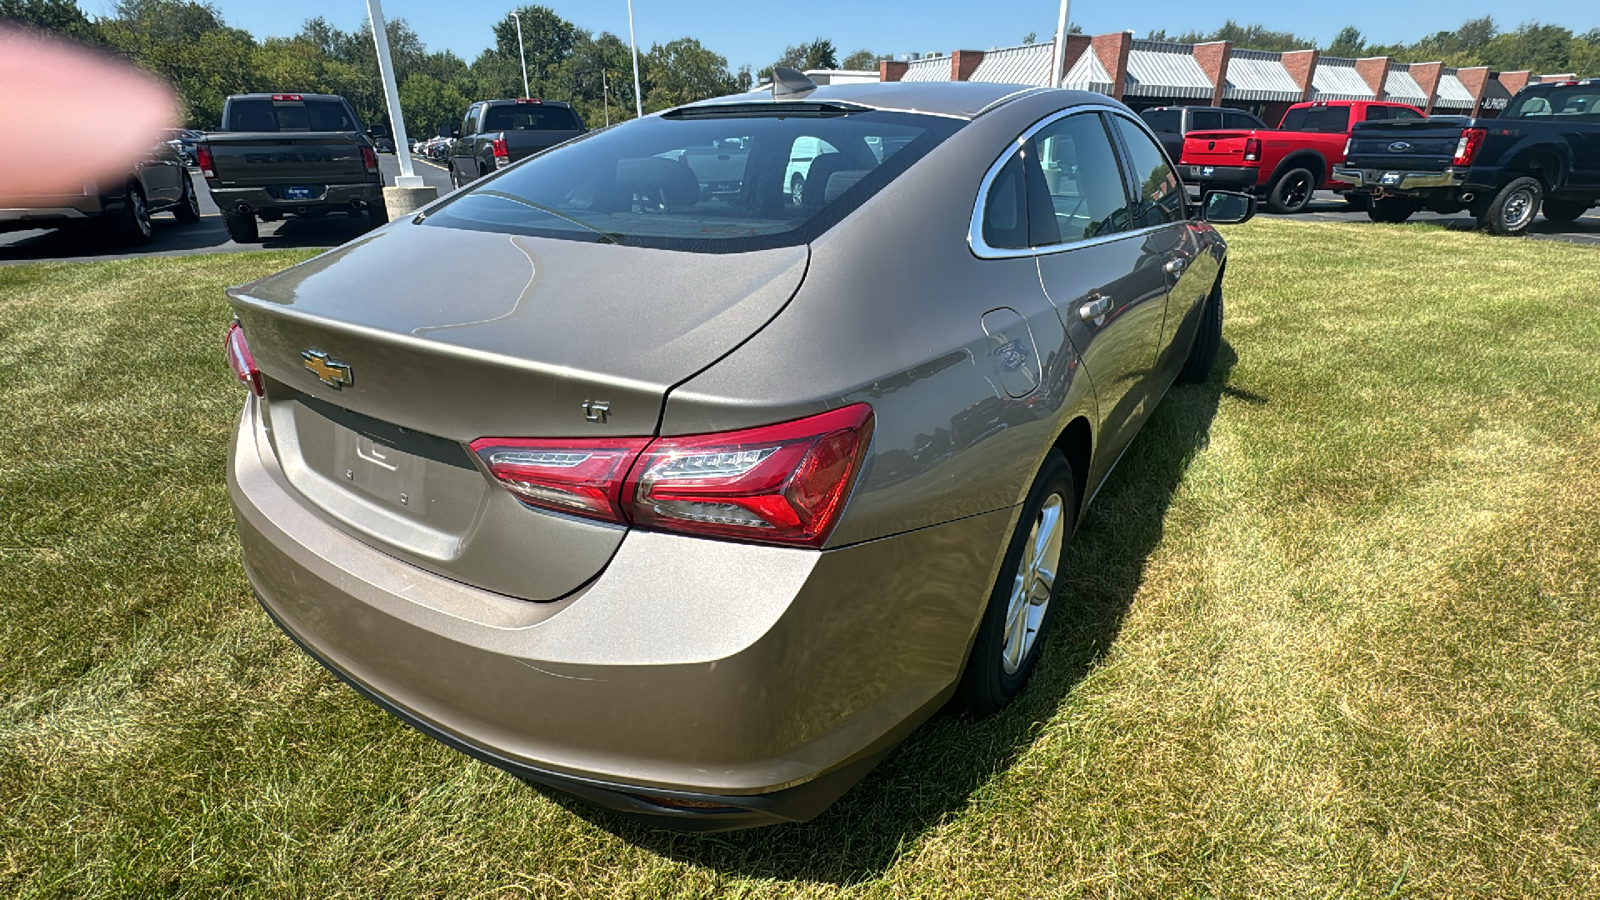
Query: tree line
xmin=3 ymin=2 xmax=1595 ymax=135
xmin=1148 ymin=18 xmax=1600 ymax=75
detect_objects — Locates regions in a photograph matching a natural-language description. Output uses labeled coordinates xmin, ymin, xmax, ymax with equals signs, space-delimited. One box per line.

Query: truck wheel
xmin=1266 ymin=167 xmax=1316 ymax=214
xmin=1480 ymin=176 xmax=1543 ymax=236
xmin=1541 ymin=199 xmax=1590 ymax=224
xmin=1177 ymin=279 xmax=1224 ymax=384
xmin=366 ymin=197 xmax=390 ymax=228
xmin=221 ymin=209 xmax=259 ymax=243
xmin=107 ymin=185 xmax=155 ymax=245
xmin=172 ymin=174 xmax=201 ymax=224
xmin=1367 ymin=197 xmax=1415 ymax=224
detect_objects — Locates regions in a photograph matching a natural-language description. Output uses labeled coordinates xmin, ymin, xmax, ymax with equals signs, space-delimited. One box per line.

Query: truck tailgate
xmin=1344 ymin=119 xmax=1469 ymax=170
xmin=1181 ymin=130 xmax=1252 ymax=166
xmin=205 ymin=133 xmax=371 ymax=187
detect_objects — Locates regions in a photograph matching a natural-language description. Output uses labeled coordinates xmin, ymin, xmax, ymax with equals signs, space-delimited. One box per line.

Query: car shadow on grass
xmin=552 ymin=344 xmax=1250 ymax=883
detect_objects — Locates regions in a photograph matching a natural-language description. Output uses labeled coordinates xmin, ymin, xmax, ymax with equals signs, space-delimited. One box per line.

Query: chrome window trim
xmin=968 ymin=104 xmax=1187 ymax=260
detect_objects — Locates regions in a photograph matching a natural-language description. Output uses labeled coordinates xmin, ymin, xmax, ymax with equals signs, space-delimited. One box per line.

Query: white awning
xmin=1224 ymin=50 xmax=1302 ymax=103
xmin=1124 ymin=41 xmax=1213 ymax=99
xmin=901 ymin=57 xmax=950 ymax=82
xmin=970 ymin=43 xmax=1055 ymax=86
xmin=1061 ymin=50 xmax=1113 ymax=95
xmin=1385 ymin=65 xmax=1428 ymax=105
xmin=1312 ymin=57 xmax=1375 ymax=101
xmin=1434 ymin=71 xmax=1475 ymax=109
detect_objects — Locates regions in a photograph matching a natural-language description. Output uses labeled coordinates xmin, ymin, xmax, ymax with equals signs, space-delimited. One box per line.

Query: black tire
xmin=790 ymin=173 xmax=805 ymax=206
xmin=221 ymin=208 xmax=259 ymax=243
xmin=172 ymin=174 xmax=200 ymax=224
xmin=1176 ymin=280 xmax=1224 ymax=384
xmin=1479 ymin=175 xmax=1543 ymax=236
xmin=957 ymin=450 xmax=1076 ymax=716
xmin=107 ymin=185 xmax=154 ymax=245
xmin=1367 ymin=197 xmax=1415 ymax=224
xmin=366 ymin=197 xmax=390 ymax=228
xmin=1541 ymin=198 xmax=1590 ymax=224
xmin=1342 ymin=192 xmax=1371 ymax=212
xmin=1266 ymin=166 xmax=1316 ymax=214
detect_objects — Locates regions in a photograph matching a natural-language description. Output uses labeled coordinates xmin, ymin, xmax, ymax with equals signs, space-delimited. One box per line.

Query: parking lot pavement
xmin=1268 ymin=191 xmax=1600 ymax=248
xmin=0 ymin=154 xmax=455 ymax=265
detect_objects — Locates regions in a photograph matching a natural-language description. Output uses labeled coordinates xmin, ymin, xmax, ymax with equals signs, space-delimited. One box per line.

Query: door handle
xmin=1078 ymin=294 xmax=1113 ymax=322
xmin=1164 ymin=257 xmax=1188 ymax=275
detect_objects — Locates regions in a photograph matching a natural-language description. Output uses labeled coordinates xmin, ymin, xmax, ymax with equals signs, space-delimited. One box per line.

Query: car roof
xmin=682 ymin=82 xmax=1106 ymax=120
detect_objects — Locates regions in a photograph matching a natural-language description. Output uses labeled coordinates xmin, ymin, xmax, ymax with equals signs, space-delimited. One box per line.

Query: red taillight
xmin=271 ymin=94 xmax=302 ymax=101
xmin=196 ymin=144 xmax=214 ymax=179
xmin=471 ymin=437 xmax=651 ymax=524
xmin=360 ymin=145 xmax=379 ymax=173
xmin=1243 ymin=138 xmax=1262 ymax=162
xmin=624 ymin=404 xmax=874 ymax=548
xmin=471 ymin=404 xmax=875 ymax=547
xmin=224 ymin=321 xmax=263 ymax=397
xmin=1453 ymin=128 xmax=1487 ymax=166
xmin=491 ymin=138 xmax=509 ymax=159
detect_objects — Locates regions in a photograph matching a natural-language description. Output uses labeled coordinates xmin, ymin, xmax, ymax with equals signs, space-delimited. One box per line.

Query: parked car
xmin=0 ymin=135 xmax=199 ymax=244
xmin=163 ymin=127 xmax=204 ymax=166
xmin=373 ymin=136 xmax=396 ymax=154
xmin=1335 ymin=79 xmax=1600 ymax=234
xmin=1139 ymin=106 xmax=1267 ymax=165
xmin=223 ymin=78 xmax=1254 ymax=830
xmin=447 ymin=98 xmax=587 ymax=188
xmin=1181 ymin=99 xmax=1426 ymax=212
xmin=197 ymin=92 xmax=388 ymax=243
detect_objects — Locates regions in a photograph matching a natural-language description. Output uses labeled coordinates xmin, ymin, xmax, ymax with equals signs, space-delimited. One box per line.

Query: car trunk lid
xmin=227 ymin=222 xmax=808 ymax=601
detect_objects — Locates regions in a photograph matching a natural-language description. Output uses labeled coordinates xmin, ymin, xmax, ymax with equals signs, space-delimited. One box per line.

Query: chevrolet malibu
xmin=224 ymin=77 xmax=1253 ymax=830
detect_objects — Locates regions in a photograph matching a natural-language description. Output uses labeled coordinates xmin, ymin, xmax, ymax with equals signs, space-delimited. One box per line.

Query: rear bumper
xmin=208 ymin=182 xmax=383 ymax=214
xmin=1183 ymin=164 xmax=1258 ymax=190
xmin=1332 ymin=167 xmax=1468 ymax=191
xmin=228 ymin=396 xmax=1013 ymax=828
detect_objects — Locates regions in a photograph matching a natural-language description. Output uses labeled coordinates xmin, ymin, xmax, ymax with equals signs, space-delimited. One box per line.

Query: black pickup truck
xmin=1335 ymin=79 xmax=1600 ymax=235
xmin=198 ymin=93 xmax=389 ymax=243
xmin=446 ymin=98 xmax=586 ymax=189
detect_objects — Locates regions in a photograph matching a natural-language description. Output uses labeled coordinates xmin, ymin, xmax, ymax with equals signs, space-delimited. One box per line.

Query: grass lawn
xmin=1 ymin=220 xmax=1598 ymax=898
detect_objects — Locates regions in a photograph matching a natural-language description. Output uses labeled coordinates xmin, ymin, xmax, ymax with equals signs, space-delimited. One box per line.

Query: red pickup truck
xmin=1180 ymin=100 xmax=1426 ymax=213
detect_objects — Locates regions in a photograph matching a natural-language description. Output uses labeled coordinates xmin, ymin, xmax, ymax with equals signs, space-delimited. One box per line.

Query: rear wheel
xmin=221 ymin=208 xmax=259 ymax=243
xmin=1177 ymin=280 xmax=1224 ymax=384
xmin=1541 ymin=198 xmax=1590 ymax=224
xmin=1367 ymin=197 xmax=1415 ymax=224
xmin=1479 ymin=176 xmax=1542 ymax=236
xmin=1266 ymin=167 xmax=1316 ymax=214
xmin=107 ymin=185 xmax=154 ymax=245
xmin=958 ymin=450 xmax=1075 ymax=716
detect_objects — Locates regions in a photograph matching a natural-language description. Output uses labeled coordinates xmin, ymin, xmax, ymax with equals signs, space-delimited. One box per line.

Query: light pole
xmin=627 ymin=0 xmax=643 ymax=118
xmin=1050 ymin=0 xmax=1072 ymax=88
xmin=509 ymin=9 xmax=529 ymax=98
xmin=364 ymin=0 xmax=435 ymax=216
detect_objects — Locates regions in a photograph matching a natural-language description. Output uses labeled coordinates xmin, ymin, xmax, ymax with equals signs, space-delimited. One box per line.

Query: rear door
xmin=1030 ymin=110 xmax=1171 ymax=471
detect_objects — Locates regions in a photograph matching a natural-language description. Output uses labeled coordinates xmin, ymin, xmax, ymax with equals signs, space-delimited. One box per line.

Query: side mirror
xmin=1201 ymin=190 xmax=1256 ymax=225
xmin=451 ymin=128 xmax=461 ymax=139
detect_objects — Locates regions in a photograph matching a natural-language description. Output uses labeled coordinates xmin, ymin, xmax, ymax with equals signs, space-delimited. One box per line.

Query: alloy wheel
xmin=1002 ymin=492 xmax=1064 ymax=675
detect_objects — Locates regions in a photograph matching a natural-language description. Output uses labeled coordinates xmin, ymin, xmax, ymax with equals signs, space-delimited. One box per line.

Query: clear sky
xmin=84 ymin=1 xmax=1600 ymax=74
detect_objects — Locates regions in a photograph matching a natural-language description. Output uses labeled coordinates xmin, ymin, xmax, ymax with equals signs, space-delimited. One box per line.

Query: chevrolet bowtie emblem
xmin=302 ymin=350 xmax=353 ymax=389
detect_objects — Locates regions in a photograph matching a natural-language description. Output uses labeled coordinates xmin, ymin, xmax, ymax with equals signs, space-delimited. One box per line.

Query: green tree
xmin=643 ymin=37 xmax=735 ymax=113
xmin=399 ymin=72 xmax=469 ymax=138
xmin=841 ymin=48 xmax=883 ymax=70
xmin=1325 ymin=26 xmax=1366 ymax=58
xmin=492 ymin=4 xmax=582 ymax=95
xmin=0 ymin=0 xmax=101 ymax=42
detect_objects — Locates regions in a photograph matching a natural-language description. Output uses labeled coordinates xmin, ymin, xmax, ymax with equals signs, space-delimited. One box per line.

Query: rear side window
xmin=1189 ymin=110 xmax=1223 ymax=132
xmin=226 ymin=98 xmax=358 ymax=132
xmin=1109 ymin=115 xmax=1186 ymax=229
xmin=482 ymin=105 xmax=582 ymax=132
xmin=1281 ymin=105 xmax=1351 ymax=133
xmin=1140 ymin=109 xmax=1179 ymax=133
xmin=424 ymin=109 xmax=960 ymax=253
xmin=1224 ymin=111 xmax=1261 ymax=130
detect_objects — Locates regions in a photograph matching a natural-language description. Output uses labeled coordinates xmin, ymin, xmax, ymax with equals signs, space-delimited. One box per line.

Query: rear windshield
xmin=1280 ymin=105 xmax=1350 ymax=133
xmin=226 ymin=98 xmax=358 ymax=132
xmin=422 ymin=108 xmax=961 ymax=253
xmin=483 ymin=104 xmax=581 ymax=132
xmin=1140 ymin=110 xmax=1179 ymax=133
xmin=1503 ymin=86 xmax=1600 ymax=122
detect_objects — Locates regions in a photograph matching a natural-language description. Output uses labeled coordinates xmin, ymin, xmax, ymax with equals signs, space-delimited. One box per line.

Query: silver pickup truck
xmin=198 ymin=93 xmax=388 ymax=243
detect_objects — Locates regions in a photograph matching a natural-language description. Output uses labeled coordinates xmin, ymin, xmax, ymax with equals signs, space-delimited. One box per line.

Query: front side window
xmin=423 ymin=109 xmax=960 ymax=252
xmin=1109 ymin=115 xmax=1186 ymax=229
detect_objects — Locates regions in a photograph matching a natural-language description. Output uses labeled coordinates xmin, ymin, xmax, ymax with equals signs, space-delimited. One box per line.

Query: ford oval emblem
xmin=1388 ymin=141 xmax=1412 ymax=152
